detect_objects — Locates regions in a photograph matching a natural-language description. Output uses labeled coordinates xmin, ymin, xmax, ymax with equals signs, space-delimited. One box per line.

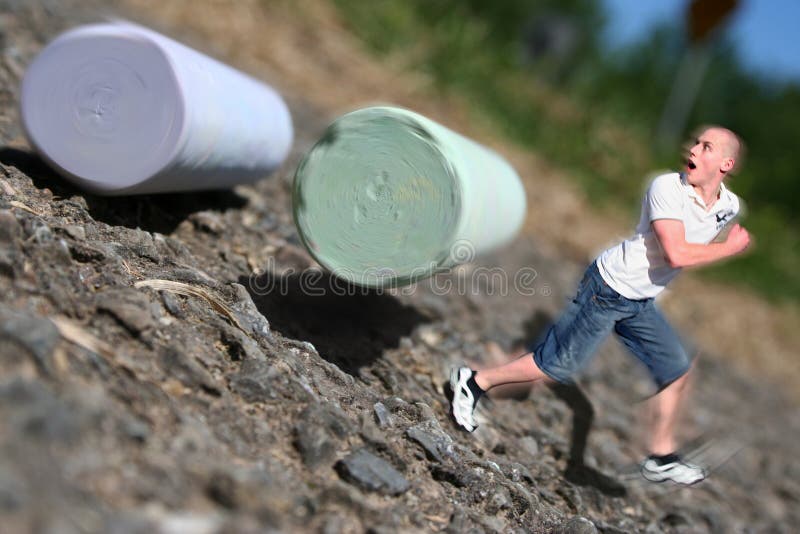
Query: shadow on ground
xmin=242 ymin=270 xmax=429 ymax=375
xmin=496 ymin=309 xmax=627 ymax=497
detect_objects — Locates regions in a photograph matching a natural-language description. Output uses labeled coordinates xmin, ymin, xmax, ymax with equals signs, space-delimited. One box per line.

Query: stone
xmin=414 ymin=401 xmax=437 ymax=421
xmin=158 ymin=346 xmax=220 ymax=395
xmin=335 ymin=449 xmax=409 ymax=496
xmin=294 ymin=403 xmax=353 ymax=470
xmin=25 ymin=220 xmax=52 ymax=244
xmin=518 ymin=435 xmax=540 ymax=458
xmin=189 ymin=211 xmax=225 ymax=235
xmin=0 ymin=247 xmax=16 ymax=278
xmin=229 ymin=359 xmax=313 ymax=403
xmin=0 ymin=306 xmax=61 ymax=376
xmin=68 ymin=241 xmax=107 ymax=263
xmin=0 ymin=378 xmax=83 ymax=443
xmin=0 ymin=466 xmax=27 ymax=511
xmin=228 ymin=282 xmax=272 ymax=342
xmin=160 ymin=291 xmax=185 ymax=318
xmin=63 ymin=224 xmax=85 ymax=241
xmin=405 ymin=419 xmax=458 ymax=463
xmin=219 ymin=325 xmax=266 ymax=362
xmin=119 ymin=416 xmax=150 ymax=443
xmin=487 ymin=486 xmax=512 ymax=513
xmin=558 ymin=516 xmax=598 ymax=534
xmin=499 ymin=461 xmax=536 ymax=484
xmin=0 ymin=210 xmax=21 ymax=243
xmin=95 ymin=288 xmax=155 ymax=335
xmin=358 ymin=411 xmax=389 ymax=450
xmin=373 ymin=401 xmax=393 ymax=428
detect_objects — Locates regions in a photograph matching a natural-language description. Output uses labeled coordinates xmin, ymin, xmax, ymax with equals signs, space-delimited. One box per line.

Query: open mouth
xmin=686 ymin=160 xmax=697 ymax=170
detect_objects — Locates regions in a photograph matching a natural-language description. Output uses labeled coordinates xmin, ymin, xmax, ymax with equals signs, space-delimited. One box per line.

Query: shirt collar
xmin=679 ymin=173 xmax=730 ymax=210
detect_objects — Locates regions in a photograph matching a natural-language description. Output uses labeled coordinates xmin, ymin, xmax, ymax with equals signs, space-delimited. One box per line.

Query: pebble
xmin=373 ymin=401 xmax=393 ymax=428
xmin=0 ymin=210 xmax=21 ymax=243
xmin=405 ymin=419 xmax=458 ymax=463
xmin=0 ymin=306 xmax=61 ymax=376
xmin=294 ymin=403 xmax=352 ymax=470
xmin=557 ymin=516 xmax=598 ymax=534
xmin=335 ymin=449 xmax=409 ymax=496
xmin=95 ymin=289 xmax=155 ymax=335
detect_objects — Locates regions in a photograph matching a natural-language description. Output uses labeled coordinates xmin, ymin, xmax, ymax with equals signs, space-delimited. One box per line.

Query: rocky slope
xmin=1 ymin=1 xmax=799 ymax=532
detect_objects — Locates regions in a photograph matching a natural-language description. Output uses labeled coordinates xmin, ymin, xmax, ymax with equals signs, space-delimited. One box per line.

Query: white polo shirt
xmin=596 ymin=172 xmax=740 ymax=299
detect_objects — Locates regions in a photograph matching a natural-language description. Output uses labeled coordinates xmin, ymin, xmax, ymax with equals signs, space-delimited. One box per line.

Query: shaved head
xmin=692 ymin=125 xmax=744 ymax=174
xmin=708 ymin=127 xmax=740 ymax=159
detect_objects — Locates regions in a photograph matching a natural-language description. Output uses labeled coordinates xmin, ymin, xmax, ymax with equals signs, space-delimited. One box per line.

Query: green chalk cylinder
xmin=293 ymin=106 xmax=526 ymax=287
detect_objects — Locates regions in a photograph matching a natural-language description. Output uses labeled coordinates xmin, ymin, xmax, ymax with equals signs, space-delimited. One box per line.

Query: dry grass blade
xmin=134 ymin=279 xmax=248 ymax=333
xmin=50 ymin=316 xmax=137 ymax=375
xmin=9 ymin=200 xmax=41 ymax=215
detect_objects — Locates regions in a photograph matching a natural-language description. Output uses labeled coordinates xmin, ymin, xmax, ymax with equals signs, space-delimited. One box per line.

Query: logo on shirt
xmin=715 ymin=209 xmax=735 ymax=230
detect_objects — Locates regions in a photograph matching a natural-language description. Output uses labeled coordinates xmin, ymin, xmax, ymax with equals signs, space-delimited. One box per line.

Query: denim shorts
xmin=530 ymin=262 xmax=692 ymax=389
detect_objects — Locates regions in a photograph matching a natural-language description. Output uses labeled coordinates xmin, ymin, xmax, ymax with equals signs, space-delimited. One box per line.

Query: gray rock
xmin=499 ymin=461 xmax=536 ymax=484
xmin=162 ymin=236 xmax=193 ymax=261
xmin=476 ymin=514 xmax=508 ymax=533
xmin=0 ymin=306 xmax=61 ymax=376
xmin=335 ymin=449 xmax=409 ymax=495
xmin=557 ymin=516 xmax=598 ymax=534
xmin=0 ymin=466 xmax=27 ymax=511
xmin=219 ymin=325 xmax=266 ymax=362
xmin=359 ymin=411 xmax=388 ymax=449
xmin=0 ymin=378 xmax=84 ymax=443
xmin=0 ymin=246 xmax=16 ymax=278
xmin=26 ymin=220 xmax=52 ymax=244
xmin=158 ymin=346 xmax=220 ymax=395
xmin=68 ymin=241 xmax=108 ymax=263
xmin=228 ymin=282 xmax=272 ymax=342
xmin=229 ymin=359 xmax=313 ymax=403
xmin=189 ymin=211 xmax=225 ymax=235
xmin=95 ymin=288 xmax=155 ymax=335
xmin=294 ymin=403 xmax=353 ymax=470
xmin=487 ymin=486 xmax=512 ymax=513
xmin=414 ymin=401 xmax=437 ymax=421
xmin=0 ymin=210 xmax=21 ymax=243
xmin=160 ymin=291 xmax=185 ymax=318
xmin=118 ymin=416 xmax=150 ymax=443
xmin=373 ymin=401 xmax=393 ymax=428
xmin=518 ymin=435 xmax=540 ymax=457
xmin=117 ymin=228 xmax=160 ymax=262
xmin=63 ymin=224 xmax=85 ymax=241
xmin=405 ymin=419 xmax=458 ymax=463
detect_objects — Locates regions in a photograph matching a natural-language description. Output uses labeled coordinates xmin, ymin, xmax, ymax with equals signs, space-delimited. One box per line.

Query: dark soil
xmin=1 ymin=2 xmax=798 ymax=532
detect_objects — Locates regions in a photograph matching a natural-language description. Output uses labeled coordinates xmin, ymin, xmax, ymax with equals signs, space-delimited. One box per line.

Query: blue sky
xmin=601 ymin=0 xmax=800 ymax=82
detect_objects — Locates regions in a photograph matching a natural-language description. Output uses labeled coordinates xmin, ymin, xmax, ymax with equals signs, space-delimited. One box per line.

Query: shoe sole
xmin=640 ymin=468 xmax=705 ymax=486
xmin=448 ymin=367 xmax=476 ymax=433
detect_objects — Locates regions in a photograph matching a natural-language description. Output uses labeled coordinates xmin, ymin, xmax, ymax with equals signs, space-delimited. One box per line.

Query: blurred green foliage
xmin=332 ymin=0 xmax=799 ymax=302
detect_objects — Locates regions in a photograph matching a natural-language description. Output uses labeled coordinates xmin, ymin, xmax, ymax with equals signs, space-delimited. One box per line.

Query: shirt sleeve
xmin=647 ymin=174 xmax=684 ymax=222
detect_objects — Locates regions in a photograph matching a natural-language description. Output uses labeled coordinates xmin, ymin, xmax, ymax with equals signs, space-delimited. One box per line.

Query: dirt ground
xmin=1 ymin=0 xmax=798 ymax=532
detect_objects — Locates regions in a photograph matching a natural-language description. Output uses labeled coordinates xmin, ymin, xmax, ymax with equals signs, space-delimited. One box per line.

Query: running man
xmin=448 ymin=126 xmax=751 ymax=485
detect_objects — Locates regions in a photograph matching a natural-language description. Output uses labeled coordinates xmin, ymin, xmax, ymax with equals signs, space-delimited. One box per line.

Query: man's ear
xmin=721 ymin=157 xmax=735 ymax=173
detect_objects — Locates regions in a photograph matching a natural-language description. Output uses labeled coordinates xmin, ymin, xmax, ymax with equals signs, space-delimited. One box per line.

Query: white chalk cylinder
xmin=20 ymin=21 xmax=293 ymax=195
xmin=293 ymin=106 xmax=527 ymax=287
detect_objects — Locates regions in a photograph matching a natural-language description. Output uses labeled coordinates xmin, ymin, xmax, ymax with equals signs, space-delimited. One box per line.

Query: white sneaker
xmin=449 ymin=367 xmax=478 ymax=432
xmin=641 ymin=454 xmax=706 ymax=485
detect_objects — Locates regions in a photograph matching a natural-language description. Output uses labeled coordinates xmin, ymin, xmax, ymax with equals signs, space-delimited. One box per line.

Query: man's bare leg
xmin=649 ymin=371 xmax=691 ymax=455
xmin=474 ymin=351 xmax=550 ymax=392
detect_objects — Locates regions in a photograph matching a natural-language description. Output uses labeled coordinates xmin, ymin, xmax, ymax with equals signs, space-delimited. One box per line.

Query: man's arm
xmin=652 ymin=219 xmax=751 ymax=268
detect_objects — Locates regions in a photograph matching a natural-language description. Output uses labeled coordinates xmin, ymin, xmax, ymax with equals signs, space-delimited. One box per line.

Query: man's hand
xmin=652 ymin=219 xmax=752 ymax=269
xmin=724 ymin=223 xmax=751 ymax=255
